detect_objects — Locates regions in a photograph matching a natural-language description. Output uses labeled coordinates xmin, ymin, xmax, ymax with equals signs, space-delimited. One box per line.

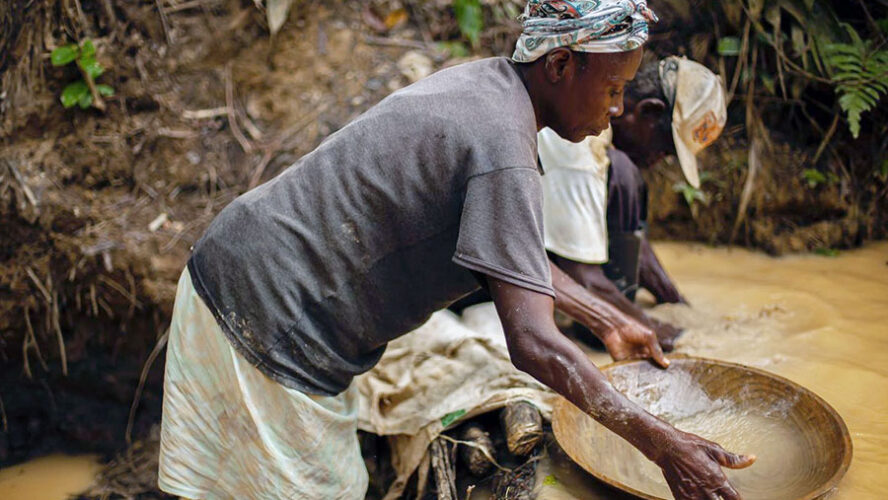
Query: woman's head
xmin=512 ymin=0 xmax=657 ymax=142
xmin=611 ymin=57 xmax=676 ymax=167
xmin=529 ymin=48 xmax=643 ymax=143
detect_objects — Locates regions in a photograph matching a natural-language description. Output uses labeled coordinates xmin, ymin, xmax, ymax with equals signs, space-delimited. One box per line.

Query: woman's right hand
xmin=653 ymin=428 xmax=756 ymax=500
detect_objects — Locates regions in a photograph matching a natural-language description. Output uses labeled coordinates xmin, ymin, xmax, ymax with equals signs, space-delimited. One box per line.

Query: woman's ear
xmin=636 ymin=97 xmax=667 ymax=118
xmin=544 ymin=48 xmax=573 ymax=83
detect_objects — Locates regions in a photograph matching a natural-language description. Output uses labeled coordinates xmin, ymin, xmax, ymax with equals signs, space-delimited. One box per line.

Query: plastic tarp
xmin=355 ymin=303 xmax=557 ymax=499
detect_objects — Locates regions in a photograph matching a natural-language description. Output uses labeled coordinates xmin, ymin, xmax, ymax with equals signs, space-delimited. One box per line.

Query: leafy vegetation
xmin=673 ymin=181 xmax=708 ymax=208
xmin=50 ymin=39 xmax=114 ymax=110
xmin=822 ymin=24 xmax=888 ymax=138
xmin=453 ymin=0 xmax=484 ymax=49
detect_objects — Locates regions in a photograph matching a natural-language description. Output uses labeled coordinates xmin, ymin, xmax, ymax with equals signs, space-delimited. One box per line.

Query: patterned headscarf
xmin=512 ymin=0 xmax=658 ymax=63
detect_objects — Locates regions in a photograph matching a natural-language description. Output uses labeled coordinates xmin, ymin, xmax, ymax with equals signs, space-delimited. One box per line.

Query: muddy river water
xmin=0 ymin=241 xmax=886 ymax=499
xmin=538 ymin=241 xmax=888 ymax=500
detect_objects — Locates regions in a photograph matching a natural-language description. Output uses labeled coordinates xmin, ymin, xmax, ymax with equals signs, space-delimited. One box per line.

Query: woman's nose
xmin=609 ymin=97 xmax=624 ymax=117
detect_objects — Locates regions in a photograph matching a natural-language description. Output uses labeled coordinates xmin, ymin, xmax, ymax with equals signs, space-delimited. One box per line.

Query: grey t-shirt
xmin=188 ymin=57 xmax=554 ymax=396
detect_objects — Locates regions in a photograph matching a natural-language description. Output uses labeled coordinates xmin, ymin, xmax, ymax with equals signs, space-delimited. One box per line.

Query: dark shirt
xmin=606 ymin=149 xmax=648 ymax=233
xmin=187 ymin=58 xmax=554 ymax=396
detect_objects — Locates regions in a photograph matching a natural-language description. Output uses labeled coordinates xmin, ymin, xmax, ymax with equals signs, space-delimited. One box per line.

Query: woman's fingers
xmin=709 ymin=443 xmax=756 ymax=469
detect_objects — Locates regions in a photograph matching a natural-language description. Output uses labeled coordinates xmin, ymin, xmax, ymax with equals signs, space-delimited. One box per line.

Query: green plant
xmin=436 ymin=41 xmax=470 ymax=58
xmin=802 ymin=168 xmax=827 ymax=187
xmin=673 ymin=181 xmax=708 ymax=207
xmin=453 ymin=0 xmax=483 ymax=49
xmin=802 ymin=168 xmax=839 ymax=188
xmin=814 ymin=247 xmax=840 ymax=257
xmin=51 ymin=39 xmax=114 ymax=110
xmin=718 ymin=36 xmax=742 ymax=56
xmin=878 ymin=159 xmax=888 ymax=182
xmin=822 ymin=24 xmax=888 ymax=139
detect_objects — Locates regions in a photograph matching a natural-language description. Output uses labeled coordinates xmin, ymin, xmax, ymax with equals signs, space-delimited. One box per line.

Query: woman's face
xmin=548 ymin=49 xmax=643 ymax=143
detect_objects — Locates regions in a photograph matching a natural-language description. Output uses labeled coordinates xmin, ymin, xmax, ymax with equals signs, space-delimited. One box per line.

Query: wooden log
xmin=430 ymin=437 xmax=457 ymax=500
xmin=500 ymin=401 xmax=543 ymax=456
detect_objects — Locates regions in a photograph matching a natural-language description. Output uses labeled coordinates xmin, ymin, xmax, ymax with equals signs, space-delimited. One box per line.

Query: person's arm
xmin=639 ymin=238 xmax=688 ymax=305
xmin=487 ymin=276 xmax=755 ymax=500
xmin=549 ymin=257 xmax=683 ymax=352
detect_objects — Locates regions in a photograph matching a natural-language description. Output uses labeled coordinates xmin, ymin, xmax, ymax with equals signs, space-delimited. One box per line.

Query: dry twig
xmin=22 ymin=305 xmax=48 ymax=379
xmin=224 ymin=63 xmax=255 ymax=154
xmin=52 ymin=293 xmax=68 ymax=376
xmin=155 ymin=0 xmax=173 ymax=44
xmin=437 ymin=434 xmax=511 ymax=473
xmin=126 ymin=330 xmax=169 ymax=446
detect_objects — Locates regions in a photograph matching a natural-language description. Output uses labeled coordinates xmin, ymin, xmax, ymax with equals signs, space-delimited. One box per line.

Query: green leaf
xmin=80 ymin=39 xmax=96 ymax=58
xmin=814 ymin=247 xmax=840 ymax=257
xmin=78 ymin=91 xmax=93 ymax=109
xmin=454 ymin=0 xmax=483 ymax=49
xmin=78 ymin=57 xmax=105 ymax=79
xmin=436 ymin=41 xmax=469 ymax=59
xmin=543 ymin=475 xmax=559 ymax=486
xmin=60 ymin=80 xmax=89 ymax=108
xmin=802 ymin=168 xmax=827 ymax=188
xmin=717 ymin=37 xmax=741 ymax=56
xmin=51 ymin=44 xmax=80 ymax=66
xmin=96 ymin=84 xmax=115 ymax=96
xmin=673 ymin=182 xmax=707 ymax=207
xmin=440 ymin=409 xmax=467 ymax=428
xmin=877 ymin=159 xmax=888 ymax=180
xmin=760 ymin=73 xmax=776 ymax=95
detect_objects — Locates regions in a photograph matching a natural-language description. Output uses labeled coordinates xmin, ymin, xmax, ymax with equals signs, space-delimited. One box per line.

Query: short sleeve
xmin=453 ymin=167 xmax=554 ymax=297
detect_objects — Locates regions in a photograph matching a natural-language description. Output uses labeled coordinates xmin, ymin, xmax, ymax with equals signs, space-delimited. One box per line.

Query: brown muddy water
xmin=0 ymin=242 xmax=885 ymax=499
xmin=537 ymin=241 xmax=888 ymax=500
xmin=0 ymin=454 xmax=101 ymax=500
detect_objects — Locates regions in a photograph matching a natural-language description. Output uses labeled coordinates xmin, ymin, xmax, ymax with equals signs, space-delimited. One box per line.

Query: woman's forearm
xmin=549 ymin=259 xmax=635 ymax=340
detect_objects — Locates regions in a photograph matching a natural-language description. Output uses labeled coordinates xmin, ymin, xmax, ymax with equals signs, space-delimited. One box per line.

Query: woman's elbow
xmin=504 ymin=326 xmax=544 ymax=374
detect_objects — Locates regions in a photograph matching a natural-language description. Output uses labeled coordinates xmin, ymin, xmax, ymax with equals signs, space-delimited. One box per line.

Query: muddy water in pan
xmin=0 ymin=454 xmax=101 ymax=500
xmin=536 ymin=241 xmax=888 ymax=500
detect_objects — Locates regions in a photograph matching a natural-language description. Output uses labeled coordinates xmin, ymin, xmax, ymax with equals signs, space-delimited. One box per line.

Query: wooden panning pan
xmin=552 ymin=357 xmax=852 ymax=500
